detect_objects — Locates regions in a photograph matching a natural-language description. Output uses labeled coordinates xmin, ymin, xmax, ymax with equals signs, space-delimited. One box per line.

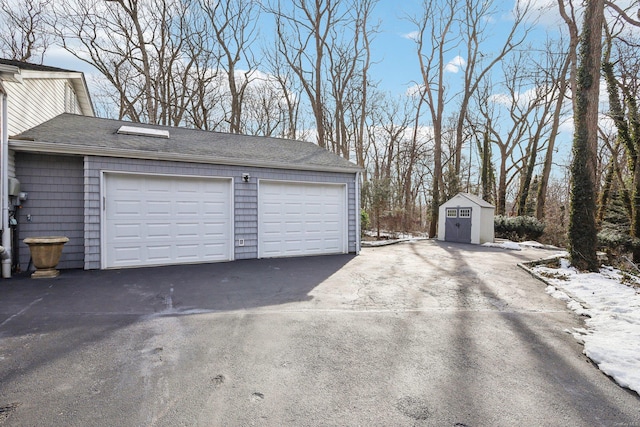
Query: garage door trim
xmin=257 ymin=179 xmax=348 ymax=258
xmin=100 ymin=171 xmax=234 ymax=269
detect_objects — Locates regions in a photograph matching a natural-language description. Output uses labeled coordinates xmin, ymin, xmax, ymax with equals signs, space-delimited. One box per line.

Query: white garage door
xmin=259 ymin=181 xmax=347 ymax=258
xmin=103 ymin=173 xmax=232 ymax=268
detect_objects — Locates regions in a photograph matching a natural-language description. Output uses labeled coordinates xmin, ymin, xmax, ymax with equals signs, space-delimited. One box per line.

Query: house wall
xmin=84 ymin=156 xmax=358 ymax=270
xmin=8 ymin=149 xmax=15 ymax=178
xmin=14 ymin=153 xmax=85 ymax=270
xmin=479 ymin=207 xmax=495 ymax=244
xmin=4 ymin=78 xmax=82 ymax=136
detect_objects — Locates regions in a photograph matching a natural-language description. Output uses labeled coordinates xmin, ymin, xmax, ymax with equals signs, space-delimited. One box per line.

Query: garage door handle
xmin=455 ymin=222 xmax=460 ymax=227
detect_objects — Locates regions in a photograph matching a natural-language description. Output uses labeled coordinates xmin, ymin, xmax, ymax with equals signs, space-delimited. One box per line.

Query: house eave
xmin=8 ymin=139 xmax=363 ymax=174
xmin=0 ymin=64 xmax=22 ymax=83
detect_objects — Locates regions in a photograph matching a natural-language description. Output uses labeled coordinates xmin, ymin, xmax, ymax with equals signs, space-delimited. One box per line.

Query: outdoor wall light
xmin=242 ymin=173 xmax=251 ymax=183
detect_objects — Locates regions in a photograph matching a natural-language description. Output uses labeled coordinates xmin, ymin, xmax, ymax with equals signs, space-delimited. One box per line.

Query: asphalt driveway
xmin=0 ymin=240 xmax=639 ymax=426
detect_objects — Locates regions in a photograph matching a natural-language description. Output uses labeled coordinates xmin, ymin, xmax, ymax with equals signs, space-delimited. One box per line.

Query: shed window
xmin=446 ymin=208 xmax=457 ymax=218
xmin=459 ymin=208 xmax=471 ymax=218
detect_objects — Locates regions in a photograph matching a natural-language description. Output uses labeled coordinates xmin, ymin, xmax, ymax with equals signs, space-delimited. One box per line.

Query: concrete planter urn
xmin=23 ymin=236 xmax=69 ymax=278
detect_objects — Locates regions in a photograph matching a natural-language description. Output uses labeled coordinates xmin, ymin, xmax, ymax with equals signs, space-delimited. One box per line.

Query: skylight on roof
xmin=117 ymin=125 xmax=170 ymax=139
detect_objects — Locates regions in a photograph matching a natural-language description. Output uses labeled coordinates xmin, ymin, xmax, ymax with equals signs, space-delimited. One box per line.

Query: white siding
xmin=8 ymin=149 xmax=15 ymax=178
xmin=479 ymin=206 xmax=495 ymax=244
xmin=4 ymin=78 xmax=81 ymax=136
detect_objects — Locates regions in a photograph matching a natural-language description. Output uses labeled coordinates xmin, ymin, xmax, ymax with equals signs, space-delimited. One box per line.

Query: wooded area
xmin=1 ymin=0 xmax=640 ymax=263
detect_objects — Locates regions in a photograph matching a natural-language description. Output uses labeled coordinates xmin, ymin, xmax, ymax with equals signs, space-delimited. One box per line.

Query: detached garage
xmin=437 ymin=193 xmax=495 ymax=245
xmin=10 ymin=114 xmax=361 ymax=270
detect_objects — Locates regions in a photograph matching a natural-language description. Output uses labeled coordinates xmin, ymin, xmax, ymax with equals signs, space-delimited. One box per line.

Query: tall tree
xmin=450 ymin=0 xmax=531 ymax=194
xmin=53 ymin=0 xmax=202 ymax=125
xmin=268 ymin=0 xmax=377 ymax=158
xmin=199 ymin=0 xmax=260 ymax=134
xmin=409 ymin=0 xmax=455 ymax=237
xmin=0 ymin=0 xmax=52 ymax=63
xmin=536 ymin=39 xmax=574 ymax=220
xmin=602 ymin=25 xmax=640 ymax=260
xmin=410 ymin=0 xmax=530 ymax=236
xmin=568 ymin=0 xmax=604 ymax=271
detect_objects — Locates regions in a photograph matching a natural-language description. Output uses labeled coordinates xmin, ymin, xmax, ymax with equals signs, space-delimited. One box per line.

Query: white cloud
xmin=405 ymin=83 xmax=424 ymax=97
xmin=489 ymin=93 xmax=512 ymax=106
xmin=401 ymin=31 xmax=420 ymax=42
xmin=444 ymin=55 xmax=466 ymax=73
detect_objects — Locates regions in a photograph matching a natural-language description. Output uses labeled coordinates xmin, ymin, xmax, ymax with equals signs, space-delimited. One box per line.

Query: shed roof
xmin=444 ymin=192 xmax=494 ymax=208
xmin=10 ymin=113 xmax=362 ymax=173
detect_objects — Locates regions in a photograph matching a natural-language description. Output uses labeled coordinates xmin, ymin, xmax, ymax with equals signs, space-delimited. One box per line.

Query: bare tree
xmin=450 ymin=0 xmax=532 ymax=194
xmin=0 ymin=0 xmax=52 ymax=63
xmin=409 ymin=0 xmax=455 ymax=237
xmin=267 ymin=0 xmax=377 ymax=158
xmin=199 ymin=0 xmax=259 ymax=134
xmin=474 ymin=60 xmax=548 ymax=216
xmin=410 ymin=0 xmax=531 ymax=236
xmin=53 ymin=0 xmax=206 ymax=125
xmin=536 ymin=38 xmax=574 ymax=220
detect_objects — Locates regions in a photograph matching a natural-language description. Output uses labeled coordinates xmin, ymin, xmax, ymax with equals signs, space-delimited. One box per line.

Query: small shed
xmin=437 ymin=193 xmax=494 ymax=245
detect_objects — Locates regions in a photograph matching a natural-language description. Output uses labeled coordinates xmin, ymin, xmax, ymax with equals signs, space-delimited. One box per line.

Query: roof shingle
xmin=12 ymin=113 xmax=362 ymax=173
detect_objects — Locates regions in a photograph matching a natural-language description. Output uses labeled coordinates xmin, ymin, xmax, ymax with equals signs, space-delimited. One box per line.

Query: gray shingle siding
xmin=83 ymin=156 xmax=357 ymax=269
xmin=15 ymin=153 xmax=84 ymax=270
xmin=13 ymin=154 xmax=358 ymax=271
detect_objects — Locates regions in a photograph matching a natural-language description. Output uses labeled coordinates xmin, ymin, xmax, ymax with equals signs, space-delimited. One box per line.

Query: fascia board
xmin=9 ymin=139 xmax=363 ymax=174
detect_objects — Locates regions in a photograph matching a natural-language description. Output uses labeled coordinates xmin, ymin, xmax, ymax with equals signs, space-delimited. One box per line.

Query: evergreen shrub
xmin=494 ymin=215 xmax=545 ymax=241
xmin=360 ymin=208 xmax=370 ymax=233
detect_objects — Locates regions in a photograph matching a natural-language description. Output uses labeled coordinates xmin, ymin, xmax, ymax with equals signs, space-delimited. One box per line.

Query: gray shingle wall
xmin=84 ymin=156 xmax=357 ymax=269
xmin=15 ymin=153 xmax=85 ymax=270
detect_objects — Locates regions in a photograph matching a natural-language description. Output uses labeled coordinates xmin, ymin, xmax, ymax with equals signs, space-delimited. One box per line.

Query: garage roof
xmin=10 ymin=113 xmax=362 ymax=173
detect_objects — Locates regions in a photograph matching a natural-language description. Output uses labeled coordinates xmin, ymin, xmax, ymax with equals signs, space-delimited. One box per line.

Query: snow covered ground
xmin=524 ymin=253 xmax=640 ymax=396
xmin=361 ymin=230 xmax=428 ymax=247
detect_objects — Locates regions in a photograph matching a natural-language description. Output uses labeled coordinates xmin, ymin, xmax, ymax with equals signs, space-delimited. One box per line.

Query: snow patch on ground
xmin=361 ymin=231 xmax=429 ymax=247
xmin=532 ymin=259 xmax=640 ymax=395
xmin=482 ymin=241 xmax=522 ymax=250
xmin=483 ymin=240 xmax=562 ymax=251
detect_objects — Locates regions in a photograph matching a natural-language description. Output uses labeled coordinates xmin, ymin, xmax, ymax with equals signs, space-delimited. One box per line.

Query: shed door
xmin=259 ymin=181 xmax=347 ymax=258
xmin=103 ymin=173 xmax=232 ymax=268
xmin=444 ymin=207 xmax=472 ymax=243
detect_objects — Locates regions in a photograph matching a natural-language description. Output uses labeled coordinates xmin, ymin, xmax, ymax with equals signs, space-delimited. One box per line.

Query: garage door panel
xmin=203 ymin=242 xmax=230 ymax=258
xmin=113 ymin=246 xmax=142 ymax=262
xmin=146 ymin=223 xmax=172 ymax=238
xmin=104 ymin=174 xmax=232 ymax=268
xmin=176 ymin=201 xmax=199 ymax=215
xmin=259 ymin=181 xmax=346 ymax=258
xmin=146 ymin=245 xmax=172 ymax=262
xmin=203 ymin=201 xmax=228 ymax=215
xmin=175 ymin=244 xmax=200 ymax=259
xmin=147 ymin=201 xmax=171 ymax=215
xmin=113 ymin=200 xmax=142 ymax=216
xmin=175 ymin=223 xmax=200 ymax=238
xmin=111 ymin=223 xmax=142 ymax=239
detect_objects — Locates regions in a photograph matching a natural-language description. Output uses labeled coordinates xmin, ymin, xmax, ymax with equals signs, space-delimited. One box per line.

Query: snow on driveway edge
xmin=521 ymin=257 xmax=640 ymax=396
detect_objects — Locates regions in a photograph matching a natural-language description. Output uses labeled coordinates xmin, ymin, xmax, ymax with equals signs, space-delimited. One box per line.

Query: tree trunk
xmin=568 ymin=0 xmax=603 ymax=272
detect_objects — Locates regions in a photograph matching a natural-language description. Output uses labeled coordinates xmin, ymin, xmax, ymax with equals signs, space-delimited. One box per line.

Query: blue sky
xmin=45 ymin=0 xmax=533 ymax=98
